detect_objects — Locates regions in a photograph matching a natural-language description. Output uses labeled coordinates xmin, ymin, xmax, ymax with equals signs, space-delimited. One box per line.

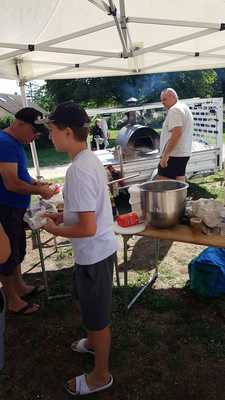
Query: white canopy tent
xmin=1 ymin=0 xmax=225 ymax=175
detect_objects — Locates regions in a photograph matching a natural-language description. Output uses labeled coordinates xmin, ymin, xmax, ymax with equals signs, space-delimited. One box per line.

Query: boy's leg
xmin=68 ymin=326 xmax=111 ymax=391
xmin=68 ymin=254 xmax=114 ymax=392
xmin=87 ymin=326 xmax=111 ymax=381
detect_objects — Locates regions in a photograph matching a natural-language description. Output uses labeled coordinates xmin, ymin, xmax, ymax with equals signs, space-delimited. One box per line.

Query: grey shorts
xmin=73 ymin=253 xmax=115 ymax=331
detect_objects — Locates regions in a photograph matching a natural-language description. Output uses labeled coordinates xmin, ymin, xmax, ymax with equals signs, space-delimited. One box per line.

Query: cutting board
xmin=114 ymin=221 xmax=146 ymax=235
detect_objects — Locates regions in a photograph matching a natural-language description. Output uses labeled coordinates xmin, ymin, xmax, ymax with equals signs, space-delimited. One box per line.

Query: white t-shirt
xmin=63 ymin=149 xmax=117 ymax=265
xmin=100 ymin=118 xmax=108 ymax=139
xmin=160 ymin=102 xmax=193 ymax=157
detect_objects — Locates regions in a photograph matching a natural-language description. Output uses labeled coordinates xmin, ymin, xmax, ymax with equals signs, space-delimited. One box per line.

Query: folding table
xmin=115 ymin=224 xmax=225 ymax=310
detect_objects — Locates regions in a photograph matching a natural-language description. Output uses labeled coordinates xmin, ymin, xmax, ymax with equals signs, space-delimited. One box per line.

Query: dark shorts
xmin=73 ymin=253 xmax=115 ymax=331
xmin=0 ymin=205 xmax=26 ymax=276
xmin=158 ymin=156 xmax=190 ymax=179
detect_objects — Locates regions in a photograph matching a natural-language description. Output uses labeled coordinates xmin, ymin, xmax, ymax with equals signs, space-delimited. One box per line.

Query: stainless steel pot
xmin=140 ymin=180 xmax=188 ymax=228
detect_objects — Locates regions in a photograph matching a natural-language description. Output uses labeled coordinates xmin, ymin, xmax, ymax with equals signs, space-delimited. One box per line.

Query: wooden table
xmin=117 ymin=224 xmax=225 ymax=310
xmin=138 ymin=224 xmax=225 ymax=248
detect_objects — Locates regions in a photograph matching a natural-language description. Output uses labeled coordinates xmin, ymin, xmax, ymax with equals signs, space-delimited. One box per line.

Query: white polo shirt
xmin=160 ymin=102 xmax=193 ymax=157
xmin=63 ymin=149 xmax=117 ymax=265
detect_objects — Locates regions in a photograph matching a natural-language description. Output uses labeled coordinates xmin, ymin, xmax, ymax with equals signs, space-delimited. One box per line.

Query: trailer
xmin=92 ymin=97 xmax=223 ymax=184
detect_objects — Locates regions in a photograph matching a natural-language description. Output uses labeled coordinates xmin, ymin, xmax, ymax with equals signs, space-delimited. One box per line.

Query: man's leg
xmin=0 ymin=272 xmax=25 ymax=311
xmin=13 ymin=264 xmax=35 ymax=297
xmin=155 ymin=174 xmax=173 ymax=180
xmin=176 ymin=176 xmax=185 ymax=182
xmin=0 ymin=271 xmax=39 ymax=313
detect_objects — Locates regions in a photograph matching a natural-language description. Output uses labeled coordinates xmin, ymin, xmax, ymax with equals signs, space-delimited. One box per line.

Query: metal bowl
xmin=140 ymin=180 xmax=189 ymax=228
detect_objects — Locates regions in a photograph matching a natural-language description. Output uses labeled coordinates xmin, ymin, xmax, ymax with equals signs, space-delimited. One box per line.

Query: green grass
xmin=3 ymin=166 xmax=225 ymax=399
xmin=26 ymin=129 xmax=118 ymax=168
xmin=188 ymin=169 xmax=225 ymax=202
xmin=25 ymin=146 xmax=69 ymax=168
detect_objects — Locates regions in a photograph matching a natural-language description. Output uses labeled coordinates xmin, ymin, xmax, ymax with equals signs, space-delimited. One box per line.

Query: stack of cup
xmin=190 ymin=217 xmax=202 ymax=233
xmin=128 ymin=185 xmax=143 ymax=220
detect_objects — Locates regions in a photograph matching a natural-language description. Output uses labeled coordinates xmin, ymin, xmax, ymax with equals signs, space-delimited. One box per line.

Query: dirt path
xmin=29 ymin=162 xmax=70 ymax=179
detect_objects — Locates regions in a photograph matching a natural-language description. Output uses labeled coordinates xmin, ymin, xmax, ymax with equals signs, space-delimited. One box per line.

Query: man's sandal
xmin=71 ymin=338 xmax=95 ymax=355
xmin=8 ymin=303 xmax=40 ymax=316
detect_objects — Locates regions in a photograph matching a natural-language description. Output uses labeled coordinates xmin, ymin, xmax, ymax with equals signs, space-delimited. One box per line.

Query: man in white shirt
xmin=41 ymin=101 xmax=117 ymax=396
xmin=100 ymin=117 xmax=109 ymax=148
xmin=157 ymin=88 xmax=193 ymax=181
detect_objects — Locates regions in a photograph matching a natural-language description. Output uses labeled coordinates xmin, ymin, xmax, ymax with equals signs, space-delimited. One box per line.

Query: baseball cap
xmin=36 ymin=101 xmax=90 ymax=128
xmin=15 ymin=107 xmax=47 ymax=134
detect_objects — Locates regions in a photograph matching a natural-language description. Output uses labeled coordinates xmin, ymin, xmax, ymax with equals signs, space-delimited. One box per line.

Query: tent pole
xmin=119 ymin=0 xmax=128 ymax=46
xmin=19 ymin=80 xmax=41 ymax=179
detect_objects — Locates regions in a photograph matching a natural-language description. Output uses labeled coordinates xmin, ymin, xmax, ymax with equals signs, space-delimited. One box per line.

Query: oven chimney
xmin=125 ymin=97 xmax=138 ymax=125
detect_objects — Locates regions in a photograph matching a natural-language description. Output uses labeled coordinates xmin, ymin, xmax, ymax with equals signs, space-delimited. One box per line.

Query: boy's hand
xmin=43 ymin=217 xmax=58 ymax=234
xmin=43 ymin=212 xmax=63 ymax=225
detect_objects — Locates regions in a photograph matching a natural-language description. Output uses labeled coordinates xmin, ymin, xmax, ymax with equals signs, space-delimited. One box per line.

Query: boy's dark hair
xmin=36 ymin=101 xmax=90 ymax=142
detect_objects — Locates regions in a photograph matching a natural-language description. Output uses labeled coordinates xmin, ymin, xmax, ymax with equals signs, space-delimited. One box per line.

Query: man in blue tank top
xmin=0 ymin=108 xmax=55 ymax=315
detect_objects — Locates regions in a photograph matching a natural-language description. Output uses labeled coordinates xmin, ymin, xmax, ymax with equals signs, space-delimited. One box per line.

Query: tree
xmin=166 ymin=70 xmax=218 ymax=99
xmin=39 ymin=69 xmax=221 ymax=110
xmin=33 ymin=85 xmax=55 ymax=112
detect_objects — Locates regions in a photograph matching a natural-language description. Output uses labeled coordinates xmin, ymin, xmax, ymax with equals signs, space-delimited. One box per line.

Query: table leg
xmin=36 ymin=229 xmax=50 ymax=298
xmin=114 ymin=253 xmax=120 ymax=287
xmin=127 ymin=238 xmax=160 ymax=310
xmin=123 ymin=236 xmax=129 ymax=286
xmin=53 ymin=235 xmax=58 ymax=252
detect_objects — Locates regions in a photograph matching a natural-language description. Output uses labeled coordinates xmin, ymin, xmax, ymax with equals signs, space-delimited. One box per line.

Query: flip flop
xmin=8 ymin=302 xmax=40 ymax=316
xmin=21 ymin=285 xmax=45 ymax=300
xmin=64 ymin=374 xmax=113 ymax=396
xmin=71 ymin=338 xmax=95 ymax=355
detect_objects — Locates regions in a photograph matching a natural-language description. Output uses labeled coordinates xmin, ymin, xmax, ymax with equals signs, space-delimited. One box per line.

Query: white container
xmin=128 ymin=185 xmax=141 ymax=203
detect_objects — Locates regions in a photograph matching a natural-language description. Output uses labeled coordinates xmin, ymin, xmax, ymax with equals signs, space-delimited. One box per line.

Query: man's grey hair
xmin=161 ymin=88 xmax=178 ymax=100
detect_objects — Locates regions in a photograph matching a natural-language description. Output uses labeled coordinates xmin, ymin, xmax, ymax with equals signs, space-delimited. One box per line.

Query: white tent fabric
xmin=1 ymin=0 xmax=225 ymax=82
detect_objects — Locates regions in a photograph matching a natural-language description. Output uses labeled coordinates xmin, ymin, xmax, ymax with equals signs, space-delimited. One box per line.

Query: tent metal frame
xmin=0 ymin=0 xmax=224 ymax=81
xmin=0 ymin=0 xmax=224 ymax=174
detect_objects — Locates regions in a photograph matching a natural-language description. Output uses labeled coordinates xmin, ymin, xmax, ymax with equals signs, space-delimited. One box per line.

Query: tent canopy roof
xmin=1 ymin=0 xmax=225 ymax=82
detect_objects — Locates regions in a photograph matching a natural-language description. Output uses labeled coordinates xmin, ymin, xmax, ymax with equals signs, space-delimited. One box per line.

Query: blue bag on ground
xmin=188 ymin=247 xmax=225 ymax=298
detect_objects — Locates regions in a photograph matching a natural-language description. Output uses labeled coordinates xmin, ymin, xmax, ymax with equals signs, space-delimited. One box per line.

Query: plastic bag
xmin=188 ymin=247 xmax=225 ymax=297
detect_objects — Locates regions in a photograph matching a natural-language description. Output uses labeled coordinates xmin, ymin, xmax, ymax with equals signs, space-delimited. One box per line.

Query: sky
xmin=0 ymin=79 xmax=44 ymax=95
xmin=0 ymin=79 xmax=20 ymax=94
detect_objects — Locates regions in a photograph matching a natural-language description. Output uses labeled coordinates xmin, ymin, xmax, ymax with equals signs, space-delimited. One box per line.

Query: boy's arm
xmin=43 ymin=211 xmax=97 ymax=238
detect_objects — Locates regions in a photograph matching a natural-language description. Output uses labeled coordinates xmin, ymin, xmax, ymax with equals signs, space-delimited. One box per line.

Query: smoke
xmin=120 ymin=73 xmax=168 ymax=103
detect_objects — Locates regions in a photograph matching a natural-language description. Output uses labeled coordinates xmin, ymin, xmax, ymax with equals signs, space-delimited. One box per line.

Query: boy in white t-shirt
xmin=40 ymin=102 xmax=117 ymax=396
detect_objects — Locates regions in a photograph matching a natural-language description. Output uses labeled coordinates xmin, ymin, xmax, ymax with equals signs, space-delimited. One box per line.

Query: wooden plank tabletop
xmin=137 ymin=224 xmax=225 ymax=248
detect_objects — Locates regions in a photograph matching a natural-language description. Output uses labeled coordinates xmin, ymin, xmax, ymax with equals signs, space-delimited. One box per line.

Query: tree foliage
xmin=33 ymin=85 xmax=55 ymax=112
xmin=33 ymin=69 xmax=224 ymax=111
